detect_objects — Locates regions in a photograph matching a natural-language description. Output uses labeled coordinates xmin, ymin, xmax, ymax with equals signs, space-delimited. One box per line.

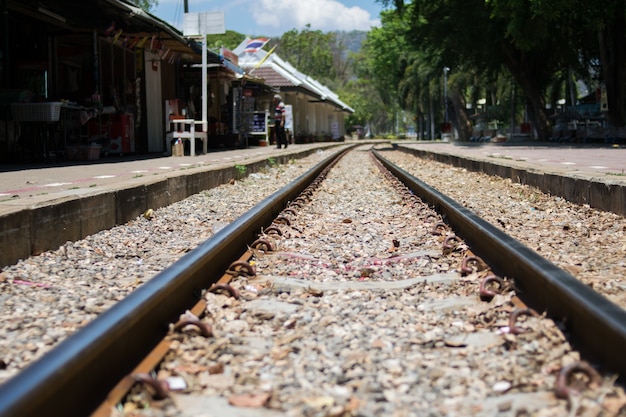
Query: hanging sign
xmin=183 ymin=11 xmax=225 ymax=36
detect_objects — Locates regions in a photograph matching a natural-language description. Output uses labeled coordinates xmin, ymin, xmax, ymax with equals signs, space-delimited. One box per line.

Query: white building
xmin=233 ymin=39 xmax=353 ymax=143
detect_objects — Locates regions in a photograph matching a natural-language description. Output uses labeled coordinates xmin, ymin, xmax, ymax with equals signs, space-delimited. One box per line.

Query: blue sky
xmin=150 ymin=0 xmax=386 ymax=37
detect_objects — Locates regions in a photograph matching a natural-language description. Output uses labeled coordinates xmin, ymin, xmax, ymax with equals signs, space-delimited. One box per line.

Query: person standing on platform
xmin=273 ymin=94 xmax=287 ymax=149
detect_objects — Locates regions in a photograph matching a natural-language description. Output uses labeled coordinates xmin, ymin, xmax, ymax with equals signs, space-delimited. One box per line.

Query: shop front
xmin=230 ymin=76 xmax=275 ymax=147
xmin=0 ymin=0 xmax=206 ymax=162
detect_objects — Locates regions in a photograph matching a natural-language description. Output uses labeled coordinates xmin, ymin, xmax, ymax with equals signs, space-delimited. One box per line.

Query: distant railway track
xmin=0 ymin=145 xmax=624 ymax=416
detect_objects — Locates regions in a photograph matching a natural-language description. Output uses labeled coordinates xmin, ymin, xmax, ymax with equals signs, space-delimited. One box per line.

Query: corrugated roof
xmin=7 ymin=0 xmax=238 ymax=67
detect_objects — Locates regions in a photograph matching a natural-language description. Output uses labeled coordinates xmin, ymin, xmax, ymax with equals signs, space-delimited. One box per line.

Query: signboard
xmin=183 ymin=11 xmax=225 ymax=36
xmin=252 ymin=112 xmax=266 ymax=133
xmin=331 ymin=122 xmax=340 ymax=139
xmin=284 ymin=104 xmax=293 ymax=131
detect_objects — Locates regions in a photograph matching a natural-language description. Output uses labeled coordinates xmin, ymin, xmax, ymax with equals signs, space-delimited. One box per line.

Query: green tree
xmin=206 ymin=30 xmax=247 ymax=51
xmin=130 ymin=0 xmax=158 ymax=12
xmin=378 ymin=0 xmax=626 ymax=138
xmin=377 ymin=0 xmax=574 ymax=140
xmin=486 ymin=0 xmax=587 ymax=139
xmin=341 ymin=77 xmax=388 ymax=136
xmin=361 ymin=11 xmax=405 ymax=108
xmin=525 ymin=0 xmax=625 ymax=126
xmin=277 ymin=25 xmax=335 ymax=83
xmin=357 ymin=10 xmax=411 ymax=135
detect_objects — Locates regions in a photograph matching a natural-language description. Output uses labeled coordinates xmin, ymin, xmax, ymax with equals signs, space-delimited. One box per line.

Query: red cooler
xmin=110 ymin=113 xmax=135 ymax=154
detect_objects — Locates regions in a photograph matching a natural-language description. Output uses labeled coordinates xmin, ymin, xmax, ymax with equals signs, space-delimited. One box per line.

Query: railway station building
xmin=233 ymin=38 xmax=354 ymax=146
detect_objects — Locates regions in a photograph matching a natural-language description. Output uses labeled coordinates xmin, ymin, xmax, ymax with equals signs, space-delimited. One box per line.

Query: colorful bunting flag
xmin=112 ymin=29 xmax=123 ymax=44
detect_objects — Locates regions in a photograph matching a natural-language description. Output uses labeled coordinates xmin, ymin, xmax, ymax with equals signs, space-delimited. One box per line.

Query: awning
xmin=7 ymin=0 xmax=222 ymax=63
xmin=220 ymin=56 xmax=245 ymax=75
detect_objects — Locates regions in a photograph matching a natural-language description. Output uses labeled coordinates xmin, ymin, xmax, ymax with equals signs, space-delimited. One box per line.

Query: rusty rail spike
xmin=282 ymin=208 xmax=298 ymax=216
xmin=509 ymin=307 xmax=539 ymax=335
xmin=133 ymin=373 xmax=169 ymax=400
xmin=273 ymin=216 xmax=291 ymax=226
xmin=294 ymin=197 xmax=308 ymax=205
xmin=173 ymin=318 xmax=213 ymax=338
xmin=443 ymin=235 xmax=463 ymax=252
xmin=209 ymin=283 xmax=240 ymax=299
xmin=430 ymin=222 xmax=448 ymax=235
xmin=251 ymin=238 xmax=275 ymax=252
xmin=460 ymin=255 xmax=489 ymax=275
xmin=425 ymin=214 xmax=440 ymax=223
xmin=479 ymin=274 xmax=505 ymax=301
xmin=554 ymin=361 xmax=602 ymax=401
xmin=226 ymin=260 xmax=256 ymax=277
xmin=263 ymin=226 xmax=283 ymax=236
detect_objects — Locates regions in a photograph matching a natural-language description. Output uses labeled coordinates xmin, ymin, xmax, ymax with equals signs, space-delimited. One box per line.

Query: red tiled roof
xmin=244 ymin=67 xmax=295 ymax=88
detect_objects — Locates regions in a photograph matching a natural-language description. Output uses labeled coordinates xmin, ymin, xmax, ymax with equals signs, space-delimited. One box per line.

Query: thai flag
xmin=244 ymin=38 xmax=270 ymax=53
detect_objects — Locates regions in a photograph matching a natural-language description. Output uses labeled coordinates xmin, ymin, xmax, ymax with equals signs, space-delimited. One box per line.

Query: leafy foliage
xmin=206 ymin=31 xmax=248 ymax=51
xmin=129 ymin=0 xmax=158 ymax=12
xmin=370 ymin=0 xmax=626 ymax=139
xmin=276 ymin=25 xmax=336 ymax=83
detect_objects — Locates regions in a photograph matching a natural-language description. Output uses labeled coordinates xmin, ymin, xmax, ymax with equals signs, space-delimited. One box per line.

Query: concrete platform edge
xmin=0 ymin=146 xmax=339 ymax=268
xmin=397 ymin=145 xmax=625 ymax=218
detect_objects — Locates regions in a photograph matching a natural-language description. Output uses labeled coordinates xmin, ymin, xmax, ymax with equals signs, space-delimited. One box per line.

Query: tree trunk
xmin=428 ymin=97 xmax=435 ymax=140
xmin=522 ymin=85 xmax=552 ymax=141
xmin=450 ymin=90 xmax=472 ymax=141
xmin=598 ymin=12 xmax=626 ymax=127
xmin=502 ymin=49 xmax=552 ymax=141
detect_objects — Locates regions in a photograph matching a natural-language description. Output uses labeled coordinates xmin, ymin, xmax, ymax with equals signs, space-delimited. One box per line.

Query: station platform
xmin=0 ymin=142 xmax=343 ymax=268
xmin=403 ymin=141 xmax=626 ymax=180
xmin=396 ymin=140 xmax=626 ymax=218
xmin=0 ymin=144 xmax=331 ymax=200
xmin=2 ymin=140 xmax=624 ymax=201
xmin=0 ymin=140 xmax=624 ymax=268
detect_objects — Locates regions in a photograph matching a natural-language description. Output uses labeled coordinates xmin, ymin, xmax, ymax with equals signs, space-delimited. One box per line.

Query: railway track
xmin=0 ymin=145 xmax=625 ymax=416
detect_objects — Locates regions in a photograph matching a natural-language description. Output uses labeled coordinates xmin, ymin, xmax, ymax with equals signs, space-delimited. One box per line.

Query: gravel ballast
xmin=1 ymin=145 xmax=624 ymax=416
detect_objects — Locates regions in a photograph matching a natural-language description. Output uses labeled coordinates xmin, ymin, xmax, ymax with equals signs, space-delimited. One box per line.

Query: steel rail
xmin=0 ymin=145 xmax=356 ymax=417
xmin=372 ymin=148 xmax=626 ymax=379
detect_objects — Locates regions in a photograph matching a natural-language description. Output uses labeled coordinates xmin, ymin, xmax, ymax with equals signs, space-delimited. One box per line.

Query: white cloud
xmin=256 ymin=11 xmax=281 ymax=29
xmin=151 ymin=0 xmax=381 ymax=36
xmin=255 ymin=0 xmax=379 ymax=32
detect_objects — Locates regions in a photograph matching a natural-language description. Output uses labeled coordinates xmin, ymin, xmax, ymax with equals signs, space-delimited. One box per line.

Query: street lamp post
xmin=443 ymin=67 xmax=450 ymax=123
